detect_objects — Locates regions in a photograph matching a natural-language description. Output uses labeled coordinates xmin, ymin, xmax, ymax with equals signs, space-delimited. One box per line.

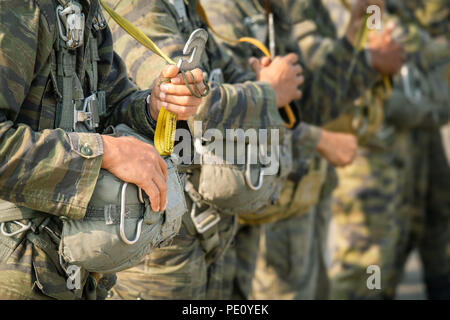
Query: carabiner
xmin=119 ymin=183 xmax=144 ymax=245
xmin=1 ymin=220 xmax=32 ymax=237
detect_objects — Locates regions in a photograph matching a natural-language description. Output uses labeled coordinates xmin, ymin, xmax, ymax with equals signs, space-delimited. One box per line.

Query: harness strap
xmin=55 ymin=43 xmax=76 ymax=131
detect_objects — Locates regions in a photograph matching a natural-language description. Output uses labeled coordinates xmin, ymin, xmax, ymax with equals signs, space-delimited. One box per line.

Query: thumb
xmin=161 ymin=64 xmax=179 ymax=79
xmin=249 ymin=57 xmax=262 ymax=76
xmin=260 ymin=56 xmax=271 ymax=67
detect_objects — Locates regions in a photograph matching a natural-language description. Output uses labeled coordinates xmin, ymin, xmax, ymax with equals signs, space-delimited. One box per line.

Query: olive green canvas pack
xmin=59 ymin=124 xmax=187 ymax=274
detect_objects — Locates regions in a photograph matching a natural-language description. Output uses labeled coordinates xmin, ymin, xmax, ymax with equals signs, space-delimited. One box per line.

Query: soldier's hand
xmin=101 ymin=135 xmax=168 ymax=212
xmin=316 ymin=130 xmax=358 ymax=167
xmin=250 ymin=53 xmax=304 ymax=107
xmin=368 ymin=22 xmax=406 ymax=76
xmin=149 ymin=65 xmax=206 ymax=121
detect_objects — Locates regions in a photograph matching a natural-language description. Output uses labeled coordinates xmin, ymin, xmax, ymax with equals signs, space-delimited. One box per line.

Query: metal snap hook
xmin=119 ymin=183 xmax=144 ymax=245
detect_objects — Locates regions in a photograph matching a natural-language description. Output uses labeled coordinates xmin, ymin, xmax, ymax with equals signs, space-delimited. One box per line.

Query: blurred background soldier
xmin=202 ymin=0 xmax=403 ymax=299
xmin=326 ymin=0 xmax=449 ymax=299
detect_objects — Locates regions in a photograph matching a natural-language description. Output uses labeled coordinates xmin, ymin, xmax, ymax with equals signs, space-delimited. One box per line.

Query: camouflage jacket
xmin=0 ymin=0 xmax=156 ymax=220
xmin=106 ymin=0 xmax=284 ymax=135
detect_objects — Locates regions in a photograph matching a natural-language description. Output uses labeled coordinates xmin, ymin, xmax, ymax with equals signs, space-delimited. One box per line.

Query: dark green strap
xmin=56 ymin=45 xmax=76 ymax=131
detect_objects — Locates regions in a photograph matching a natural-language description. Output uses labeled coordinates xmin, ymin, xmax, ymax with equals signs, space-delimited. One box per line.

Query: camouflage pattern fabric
xmin=105 ymin=0 xmax=289 ymax=299
xmin=0 ymin=0 xmax=158 ymax=299
xmin=202 ymin=0 xmax=380 ymax=300
xmin=327 ymin=0 xmax=450 ymax=299
xmin=109 ymin=207 xmax=237 ymax=300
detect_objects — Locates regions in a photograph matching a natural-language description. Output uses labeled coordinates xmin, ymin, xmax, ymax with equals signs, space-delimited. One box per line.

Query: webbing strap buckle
xmin=0 ymin=221 xmax=32 ymax=237
xmin=74 ymin=94 xmax=99 ymax=130
xmin=190 ymin=203 xmax=220 ymax=235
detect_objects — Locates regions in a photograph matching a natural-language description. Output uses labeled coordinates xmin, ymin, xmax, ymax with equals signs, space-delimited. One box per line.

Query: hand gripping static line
xmin=195 ymin=0 xmax=297 ymax=129
xmin=100 ymin=0 xmax=209 ymax=155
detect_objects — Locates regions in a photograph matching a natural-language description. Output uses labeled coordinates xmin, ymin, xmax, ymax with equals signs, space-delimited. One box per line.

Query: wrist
xmin=145 ymin=94 xmax=157 ymax=128
xmin=100 ymin=135 xmax=115 ymax=170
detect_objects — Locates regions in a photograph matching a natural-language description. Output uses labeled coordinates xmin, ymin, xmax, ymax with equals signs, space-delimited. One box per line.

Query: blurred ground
xmin=327 ymin=221 xmax=427 ymax=300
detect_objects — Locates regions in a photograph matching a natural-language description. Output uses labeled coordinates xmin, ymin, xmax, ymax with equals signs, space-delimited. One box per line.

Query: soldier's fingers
xmin=160 ymin=82 xmax=204 ymax=96
xmin=293 ymin=89 xmax=302 ymax=100
xmin=161 ymin=103 xmax=198 ymax=120
xmin=249 ymin=57 xmax=262 ymax=75
xmin=295 ymin=75 xmax=305 ymax=87
xmin=142 ymin=181 xmax=161 ymax=212
xmin=260 ymin=56 xmax=271 ymax=67
xmin=156 ymin=154 xmax=168 ymax=181
xmin=152 ymin=172 xmax=167 ymax=212
xmin=161 ymin=64 xmax=180 ymax=79
xmin=285 ymin=53 xmax=299 ymax=64
xmin=162 ymin=94 xmax=202 ymax=107
xmin=292 ymin=64 xmax=303 ymax=76
xmin=170 ymin=68 xmax=204 ymax=84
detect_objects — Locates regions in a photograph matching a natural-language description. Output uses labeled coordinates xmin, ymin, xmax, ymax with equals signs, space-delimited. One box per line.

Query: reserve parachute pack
xmin=60 ymin=124 xmax=186 ymax=274
xmin=164 ymin=0 xmax=294 ymax=221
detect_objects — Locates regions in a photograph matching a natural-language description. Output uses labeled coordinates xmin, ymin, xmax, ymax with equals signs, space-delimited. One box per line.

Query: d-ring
xmin=119 ymin=183 xmax=144 ymax=245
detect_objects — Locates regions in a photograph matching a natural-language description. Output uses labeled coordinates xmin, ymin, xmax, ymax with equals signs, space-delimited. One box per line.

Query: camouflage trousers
xmin=329 ymin=130 xmax=450 ymax=299
xmin=219 ymin=224 xmax=262 ymax=300
xmin=248 ymin=197 xmax=332 ymax=300
xmin=0 ymin=216 xmax=114 ymax=300
xmin=420 ymin=128 xmax=450 ymax=299
xmin=109 ymin=204 xmax=238 ymax=300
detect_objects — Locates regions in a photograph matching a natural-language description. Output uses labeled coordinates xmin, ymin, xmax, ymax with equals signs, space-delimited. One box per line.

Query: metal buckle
xmin=190 ymin=203 xmax=221 ymax=235
xmin=74 ymin=94 xmax=98 ymax=130
xmin=119 ymin=183 xmax=144 ymax=245
xmin=0 ymin=221 xmax=32 ymax=237
xmin=56 ymin=3 xmax=85 ymax=49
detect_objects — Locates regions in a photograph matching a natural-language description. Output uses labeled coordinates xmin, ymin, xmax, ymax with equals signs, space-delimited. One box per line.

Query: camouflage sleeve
xmin=0 ymin=1 xmax=102 ymax=220
xmin=96 ymin=26 xmax=154 ymax=137
xmin=293 ymin=123 xmax=322 ymax=151
xmin=107 ymin=0 xmax=281 ymax=135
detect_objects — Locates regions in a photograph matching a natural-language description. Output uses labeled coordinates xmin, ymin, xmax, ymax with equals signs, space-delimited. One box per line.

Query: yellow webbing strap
xmin=196 ymin=1 xmax=297 ymax=129
xmin=100 ymin=0 xmax=177 ymax=156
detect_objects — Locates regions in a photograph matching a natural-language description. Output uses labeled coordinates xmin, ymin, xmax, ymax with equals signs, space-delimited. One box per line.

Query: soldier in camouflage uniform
xmin=202 ymin=0 xmax=403 ymax=299
xmin=105 ymin=0 xmax=305 ymax=300
xmin=327 ymin=0 xmax=449 ymax=299
xmin=0 ymin=0 xmax=206 ymax=299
